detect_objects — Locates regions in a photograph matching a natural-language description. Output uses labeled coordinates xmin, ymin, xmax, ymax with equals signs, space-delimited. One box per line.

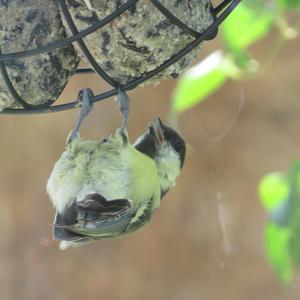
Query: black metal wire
xmin=215 ymin=0 xmax=233 ymax=14
xmin=58 ymin=0 xmax=119 ymax=87
xmin=150 ymin=0 xmax=211 ymax=39
xmin=75 ymin=68 xmax=94 ymax=74
xmin=0 ymin=0 xmax=140 ymax=62
xmin=0 ymin=48 xmax=58 ymax=110
xmin=0 ymin=0 xmax=241 ymax=115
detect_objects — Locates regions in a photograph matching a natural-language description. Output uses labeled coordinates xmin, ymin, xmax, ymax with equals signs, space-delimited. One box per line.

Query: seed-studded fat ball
xmin=65 ymin=0 xmax=215 ymax=85
xmin=0 ymin=0 xmax=80 ymax=111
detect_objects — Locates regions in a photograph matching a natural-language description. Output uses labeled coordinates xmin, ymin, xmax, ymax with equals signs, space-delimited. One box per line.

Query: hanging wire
xmin=0 ymin=0 xmax=241 ymax=115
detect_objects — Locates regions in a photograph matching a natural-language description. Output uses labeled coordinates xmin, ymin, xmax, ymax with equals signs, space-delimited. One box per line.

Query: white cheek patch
xmin=155 ymin=144 xmax=181 ymax=191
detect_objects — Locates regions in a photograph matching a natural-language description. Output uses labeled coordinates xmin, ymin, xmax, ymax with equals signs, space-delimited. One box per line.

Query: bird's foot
xmin=67 ymin=88 xmax=94 ymax=144
xmin=115 ymin=88 xmax=130 ymax=131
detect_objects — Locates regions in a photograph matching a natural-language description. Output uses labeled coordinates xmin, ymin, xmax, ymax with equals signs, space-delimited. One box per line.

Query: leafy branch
xmin=170 ymin=0 xmax=300 ymax=284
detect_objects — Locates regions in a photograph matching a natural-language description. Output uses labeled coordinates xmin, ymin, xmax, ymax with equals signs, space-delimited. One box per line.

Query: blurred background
xmin=1 ymin=10 xmax=300 ymax=300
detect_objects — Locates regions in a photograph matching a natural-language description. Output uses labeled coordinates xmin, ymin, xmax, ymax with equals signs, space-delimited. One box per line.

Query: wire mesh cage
xmin=0 ymin=0 xmax=241 ymax=115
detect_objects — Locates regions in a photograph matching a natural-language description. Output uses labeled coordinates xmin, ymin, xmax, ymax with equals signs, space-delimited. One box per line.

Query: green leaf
xmin=258 ymin=172 xmax=289 ymax=212
xmin=221 ymin=1 xmax=275 ymax=52
xmin=287 ymin=165 xmax=300 ymax=268
xmin=265 ymin=223 xmax=293 ymax=283
xmin=289 ymin=214 xmax=300 ymax=268
xmin=172 ymin=51 xmax=238 ymax=113
xmin=276 ymin=0 xmax=300 ymax=9
xmin=289 ymin=160 xmax=300 ymax=185
xmin=261 ymin=162 xmax=300 ymax=283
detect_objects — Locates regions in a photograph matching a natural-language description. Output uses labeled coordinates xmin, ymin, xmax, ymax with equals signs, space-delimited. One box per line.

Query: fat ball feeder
xmin=0 ymin=0 xmax=241 ymax=115
xmin=0 ymin=0 xmax=241 ymax=248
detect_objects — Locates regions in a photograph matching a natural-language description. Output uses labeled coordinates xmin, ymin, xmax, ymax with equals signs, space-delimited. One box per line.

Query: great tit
xmin=46 ymin=89 xmax=186 ymax=249
xmin=134 ymin=117 xmax=186 ymax=198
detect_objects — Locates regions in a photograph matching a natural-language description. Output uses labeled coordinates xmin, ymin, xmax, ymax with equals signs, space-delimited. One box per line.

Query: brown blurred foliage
xmin=1 ymin=32 xmax=300 ymax=300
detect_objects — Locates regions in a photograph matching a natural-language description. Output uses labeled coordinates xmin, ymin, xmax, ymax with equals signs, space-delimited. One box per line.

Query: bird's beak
xmin=149 ymin=117 xmax=165 ymax=148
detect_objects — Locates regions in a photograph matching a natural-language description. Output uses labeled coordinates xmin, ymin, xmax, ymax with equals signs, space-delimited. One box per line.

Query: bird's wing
xmin=53 ymin=211 xmax=90 ymax=242
xmin=76 ymin=193 xmax=133 ymax=219
xmin=124 ymin=199 xmax=154 ymax=233
xmin=53 ymin=193 xmax=137 ymax=239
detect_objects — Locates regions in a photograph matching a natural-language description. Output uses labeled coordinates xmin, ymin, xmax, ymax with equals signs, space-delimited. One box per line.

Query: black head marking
xmin=134 ymin=120 xmax=186 ymax=168
xmin=160 ymin=124 xmax=186 ymax=169
xmin=134 ymin=131 xmax=156 ymax=160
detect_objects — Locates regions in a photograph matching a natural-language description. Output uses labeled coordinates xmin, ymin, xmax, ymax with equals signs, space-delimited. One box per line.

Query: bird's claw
xmin=77 ymin=88 xmax=94 ymax=118
xmin=115 ymin=88 xmax=130 ymax=130
xmin=67 ymin=88 xmax=94 ymax=144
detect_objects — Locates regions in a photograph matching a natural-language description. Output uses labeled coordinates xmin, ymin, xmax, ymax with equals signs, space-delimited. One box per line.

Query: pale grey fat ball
xmin=0 ymin=0 xmax=80 ymax=111
xmin=64 ymin=0 xmax=215 ymax=84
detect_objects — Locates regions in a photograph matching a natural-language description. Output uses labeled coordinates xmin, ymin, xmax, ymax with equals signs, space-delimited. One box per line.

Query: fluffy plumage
xmin=47 ymin=118 xmax=186 ymax=249
xmin=47 ymin=129 xmax=161 ymax=249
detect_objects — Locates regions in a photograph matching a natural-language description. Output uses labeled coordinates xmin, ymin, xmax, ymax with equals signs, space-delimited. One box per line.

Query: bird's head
xmin=135 ymin=118 xmax=186 ymax=193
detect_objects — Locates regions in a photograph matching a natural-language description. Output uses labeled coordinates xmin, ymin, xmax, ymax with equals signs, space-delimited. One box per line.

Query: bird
xmin=46 ymin=88 xmax=186 ymax=249
xmin=134 ymin=116 xmax=186 ymax=198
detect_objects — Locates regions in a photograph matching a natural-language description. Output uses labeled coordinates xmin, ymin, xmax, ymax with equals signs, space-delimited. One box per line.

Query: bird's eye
xmin=174 ymin=142 xmax=183 ymax=151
